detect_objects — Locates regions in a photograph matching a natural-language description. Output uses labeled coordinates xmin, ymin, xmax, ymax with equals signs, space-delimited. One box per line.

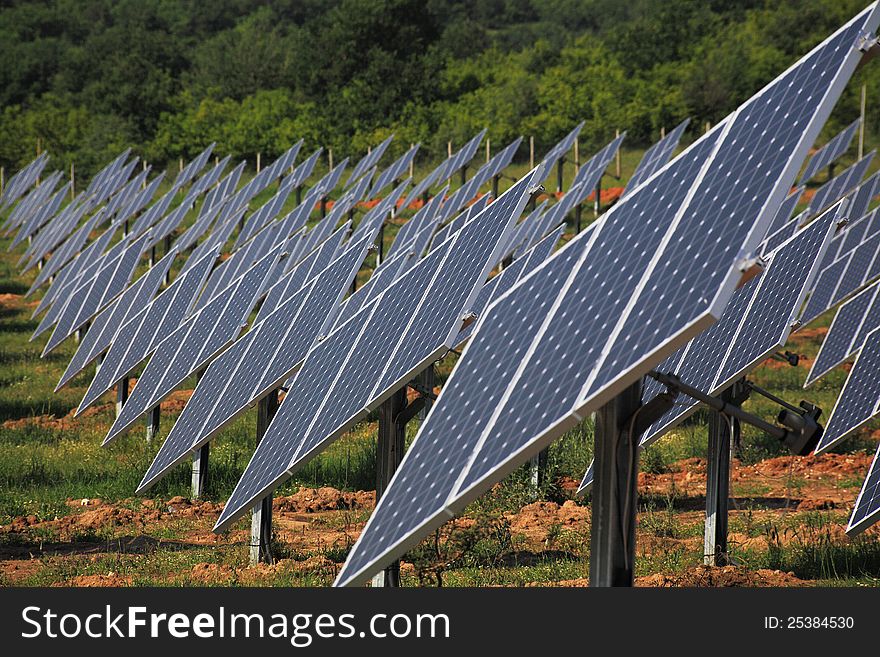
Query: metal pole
xmin=556 ymin=157 xmax=564 ymax=194
xmin=295 ymin=186 xmax=302 ymax=206
xmin=859 ymin=84 xmax=867 ymax=160
xmin=590 ymin=378 xmax=643 ymax=587
xmin=163 ymin=235 xmax=172 ymax=285
xmin=251 ymin=389 xmax=279 ymax=566
xmin=492 ymin=174 xmax=500 ymax=200
xmin=460 ymin=164 xmax=467 ymax=188
xmin=192 ymin=442 xmax=209 ymax=499
xmin=371 ymin=387 xmax=408 ymax=587
xmin=377 ymin=222 xmax=385 ymax=265
xmin=146 ymin=405 xmax=161 ymax=444
xmin=594 ymin=179 xmax=601 ymax=218
xmin=418 ymin=365 xmax=435 ymax=422
xmin=705 ymin=390 xmax=734 ymax=566
xmin=115 ymin=378 xmax=130 ymax=418
xmin=529 ymin=448 xmax=548 ymax=500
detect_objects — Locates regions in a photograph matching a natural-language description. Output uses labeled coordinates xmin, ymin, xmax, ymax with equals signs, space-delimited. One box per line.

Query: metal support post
xmin=146 ymin=405 xmax=160 ymax=444
xmin=556 ymin=157 xmax=564 ymax=194
xmin=115 ymin=378 xmax=130 ymax=418
xmin=320 ymin=196 xmax=327 ymax=218
xmin=417 ymin=365 xmax=435 ymax=421
xmin=492 ymin=175 xmax=500 ymax=200
xmin=371 ymin=387 xmax=408 ymax=587
xmin=590 ymin=379 xmax=643 ymax=587
xmin=529 ymin=448 xmax=549 ymax=500
xmin=594 ymin=179 xmax=601 ymax=218
xmin=251 ymin=390 xmax=279 ymax=566
xmin=377 ymin=222 xmax=385 ymax=266
xmin=192 ymin=442 xmax=210 ymax=499
xmin=705 ymin=388 xmax=736 ymax=566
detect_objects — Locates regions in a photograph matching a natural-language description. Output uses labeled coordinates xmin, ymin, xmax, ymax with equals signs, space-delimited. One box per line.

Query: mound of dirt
xmin=55 ymin=573 xmax=132 ymax=587
xmin=507 ymin=500 xmax=590 ymax=541
xmin=273 ymin=487 xmax=374 ymax=513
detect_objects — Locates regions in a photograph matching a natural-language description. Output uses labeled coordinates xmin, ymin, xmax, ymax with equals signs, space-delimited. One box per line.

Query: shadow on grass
xmin=0 ymin=534 xmax=213 ymax=559
xmin=639 ymin=493 xmax=804 ymax=512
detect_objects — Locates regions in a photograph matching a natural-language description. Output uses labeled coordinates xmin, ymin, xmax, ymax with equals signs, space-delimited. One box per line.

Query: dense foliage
xmin=0 ymin=0 xmax=877 ymax=176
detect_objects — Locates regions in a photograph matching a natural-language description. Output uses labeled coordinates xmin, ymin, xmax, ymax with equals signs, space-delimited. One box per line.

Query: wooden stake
xmin=486 ymin=139 xmax=490 ymax=163
xmin=615 ymin=129 xmax=621 ymax=178
xmin=70 ymin=162 xmax=75 ymax=200
xmin=409 ymin=143 xmax=414 ymax=178
xmin=448 ymin=141 xmax=452 ymax=158
xmin=256 ymin=152 xmax=261 ymax=173
xmin=328 ymin=148 xmax=333 ymax=171
xmin=529 ymin=136 xmax=535 ymax=169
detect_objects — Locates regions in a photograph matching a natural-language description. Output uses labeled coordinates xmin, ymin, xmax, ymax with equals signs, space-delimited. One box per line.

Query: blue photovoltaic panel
xmin=808 ymin=151 xmax=874 ymax=217
xmin=386 ymin=191 xmax=447 ymax=259
xmin=31 ymin=223 xmax=118 ymax=319
xmin=257 ymin=224 xmax=351 ymax=322
xmin=345 ymin=136 xmax=393 ymax=188
xmin=173 ymin=143 xmax=214 ymax=190
xmin=570 ymin=132 xmax=626 ymax=195
xmin=763 ymin=186 xmax=804 ymax=239
xmin=502 ymin=202 xmax=547 ymax=258
xmin=334 ymin=5 xmax=880 ymax=585
xmin=640 ymin=275 xmax=762 ymax=447
xmin=103 ymin=248 xmax=281 ymax=443
xmin=761 ymin=216 xmax=800 ymax=255
xmin=137 ymin=233 xmax=373 ymax=491
xmin=805 ymin=280 xmax=878 ymax=386
xmin=829 ymin=231 xmax=880 ymax=304
xmin=335 ymin=232 xmax=588 ymax=585
xmin=289 ymin=148 xmax=323 ymax=188
xmin=29 ymin=208 xmax=106 ymax=291
xmin=56 ymin=249 xmax=178 ymax=391
xmin=815 ymin=325 xmax=880 ymax=454
xmin=455 ymin=225 xmax=563 ymax=348
xmin=541 ymin=122 xmax=584 ymax=169
xmin=371 ymin=144 xmax=419 ymax=198
xmin=800 ymin=118 xmax=860 ymax=183
xmin=76 ymin=247 xmax=217 ymax=413
xmin=623 ymin=118 xmax=690 ymax=195
xmin=845 ymin=170 xmax=880 ymax=221
xmin=212 ymin=168 xmax=544 ymax=531
xmin=41 ymin=232 xmax=151 ymax=355
xmin=233 ymin=177 xmax=296 ymax=248
xmin=847 ymin=438 xmax=880 ymax=535
xmin=713 ymin=207 xmax=836 ymax=389
xmin=800 ymin=252 xmax=853 ymax=325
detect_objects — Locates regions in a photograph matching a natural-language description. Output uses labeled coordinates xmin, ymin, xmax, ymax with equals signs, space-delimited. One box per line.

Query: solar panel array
xmin=808 ymin=151 xmax=874 ymax=217
xmin=333 ymin=4 xmax=878 ymax=584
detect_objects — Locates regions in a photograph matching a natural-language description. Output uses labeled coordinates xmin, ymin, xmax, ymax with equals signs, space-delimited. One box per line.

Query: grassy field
xmin=1 ymin=137 xmax=880 ymax=587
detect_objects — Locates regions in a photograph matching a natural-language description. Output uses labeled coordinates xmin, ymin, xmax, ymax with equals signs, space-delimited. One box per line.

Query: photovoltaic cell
xmin=799 ymin=252 xmax=853 ymax=325
xmin=763 ymin=186 xmax=804 ymax=239
xmin=346 ymin=136 xmax=393 ymax=188
xmin=334 ymin=5 xmax=879 ymax=585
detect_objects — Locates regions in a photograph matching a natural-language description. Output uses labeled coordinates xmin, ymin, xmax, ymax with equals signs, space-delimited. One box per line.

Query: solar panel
xmin=76 ymin=247 xmax=218 ymax=414
xmin=56 ymin=249 xmax=179 ymax=391
xmin=799 ymin=252 xmax=853 ymax=324
xmin=805 ymin=279 xmax=878 ymax=386
xmin=541 ymin=122 xmax=584 ymax=169
xmin=137 ymin=231 xmax=375 ymax=491
xmin=232 ymin=178 xmax=296 ymax=249
xmin=346 ymin=136 xmax=393 ymax=188
xmin=847 ymin=434 xmax=880 ymax=535
xmin=103 ymin=248 xmax=282 ymax=444
xmin=567 ymin=133 xmax=627 ymax=206
xmin=173 ymin=143 xmax=215 ymax=190
xmin=401 ymin=131 xmax=484 ymax=209
xmin=42 ymin=232 xmax=152 ymax=356
xmin=289 ymin=148 xmax=323 ymax=188
xmin=763 ymin=186 xmax=804 ymax=239
xmin=800 ymin=117 xmax=860 ymax=183
xmin=455 ymin=225 xmax=563 ymax=348
xmin=808 ymin=151 xmax=874 ymax=217
xmin=844 ymin=169 xmax=880 ymax=221
xmin=386 ymin=190 xmax=447 ymax=259
xmin=371 ymin=144 xmax=419 ymax=198
xmin=212 ymin=167 xmax=544 ymax=531
xmin=9 ymin=173 xmax=66 ymax=249
xmin=815 ymin=325 xmax=880 ymax=454
xmin=334 ymin=5 xmax=879 ymax=585
xmin=623 ymin=118 xmax=690 ymax=195
xmin=28 ymin=206 xmax=106 ymax=292
xmin=0 ymin=152 xmax=48 ymax=213
xmin=258 ymin=224 xmax=350 ymax=321
xmin=31 ymin=223 xmax=118 ymax=318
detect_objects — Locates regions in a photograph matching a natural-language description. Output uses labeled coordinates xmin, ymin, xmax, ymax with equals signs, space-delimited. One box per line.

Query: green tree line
xmin=0 ymin=0 xmax=877 ymax=177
